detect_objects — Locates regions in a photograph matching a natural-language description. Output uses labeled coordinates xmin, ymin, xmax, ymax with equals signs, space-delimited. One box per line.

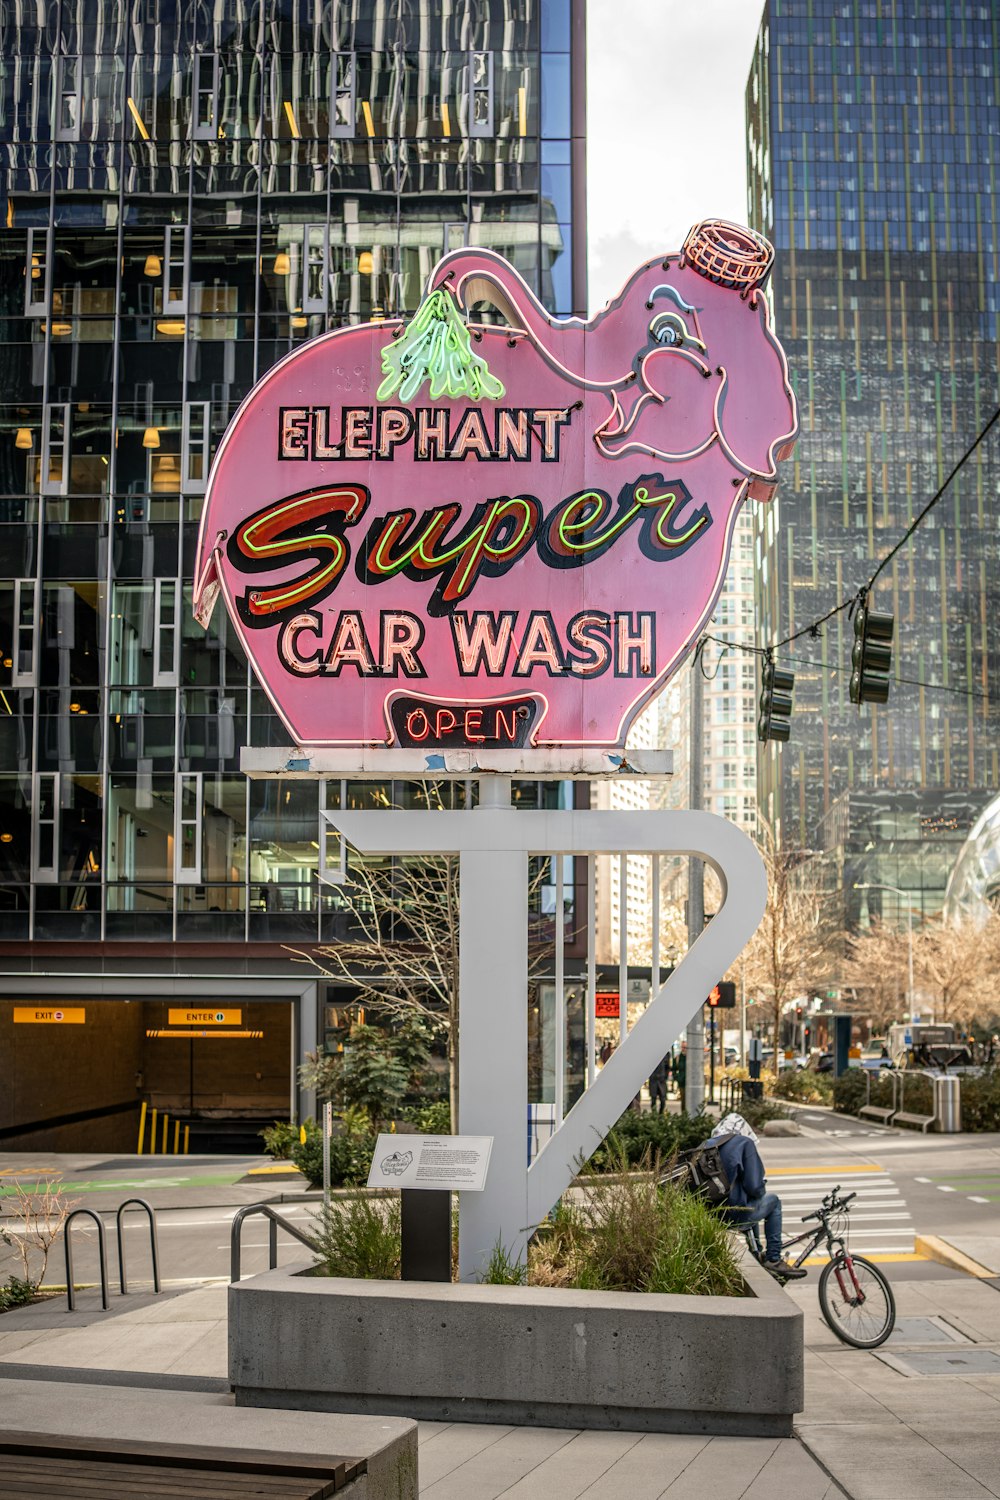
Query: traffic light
xmin=757 ymin=660 xmax=794 ymax=743
xmin=850 ymin=604 xmax=894 ymax=706
xmin=708 ymin=981 xmax=737 ymax=1008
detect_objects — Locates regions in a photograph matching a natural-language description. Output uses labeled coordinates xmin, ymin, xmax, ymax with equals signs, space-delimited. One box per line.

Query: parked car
xmin=860 ymin=1041 xmax=895 ymax=1072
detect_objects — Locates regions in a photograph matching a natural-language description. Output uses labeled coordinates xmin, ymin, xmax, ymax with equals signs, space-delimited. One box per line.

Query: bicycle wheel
xmin=818 ymin=1252 xmax=895 ymax=1349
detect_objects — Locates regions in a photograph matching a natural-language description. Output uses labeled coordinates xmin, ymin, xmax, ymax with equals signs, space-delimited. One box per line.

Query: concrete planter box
xmin=230 ymin=1256 xmax=802 ymax=1437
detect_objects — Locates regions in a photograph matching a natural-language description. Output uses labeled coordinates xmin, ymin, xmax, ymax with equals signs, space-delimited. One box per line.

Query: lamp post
xmin=853 ymin=881 xmax=916 ymax=1022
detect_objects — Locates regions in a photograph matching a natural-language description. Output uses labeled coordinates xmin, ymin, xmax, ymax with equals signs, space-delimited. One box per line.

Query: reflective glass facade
xmin=748 ymin=0 xmax=1000 ymax=922
xmin=0 ymin=0 xmax=586 ymax=947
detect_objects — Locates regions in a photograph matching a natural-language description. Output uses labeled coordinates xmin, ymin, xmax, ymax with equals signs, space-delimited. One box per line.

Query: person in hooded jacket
xmin=711 ymin=1112 xmax=807 ymax=1280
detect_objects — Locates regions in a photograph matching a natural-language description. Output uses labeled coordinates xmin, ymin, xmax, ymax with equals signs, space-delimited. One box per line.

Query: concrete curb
xmin=914 ymin=1234 xmax=997 ymax=1278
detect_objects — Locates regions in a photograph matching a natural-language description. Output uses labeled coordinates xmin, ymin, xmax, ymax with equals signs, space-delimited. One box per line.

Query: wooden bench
xmin=0 ymin=1376 xmax=417 ymax=1499
xmin=0 ymin=1433 xmax=363 ymax=1499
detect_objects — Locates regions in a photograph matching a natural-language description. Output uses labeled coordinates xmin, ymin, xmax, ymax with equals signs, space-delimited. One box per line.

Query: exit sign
xmin=13 ymin=1007 xmax=85 ymax=1024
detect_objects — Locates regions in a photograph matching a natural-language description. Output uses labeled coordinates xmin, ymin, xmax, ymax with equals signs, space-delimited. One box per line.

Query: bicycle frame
xmin=744 ymin=1193 xmax=870 ymax=1304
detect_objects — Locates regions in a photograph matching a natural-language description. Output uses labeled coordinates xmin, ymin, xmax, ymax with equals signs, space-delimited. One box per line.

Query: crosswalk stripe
xmin=765 ymin=1165 xmax=915 ymax=1252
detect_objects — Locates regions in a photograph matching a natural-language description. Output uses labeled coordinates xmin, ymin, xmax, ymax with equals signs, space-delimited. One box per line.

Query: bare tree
xmin=738 ymin=829 xmax=839 ymax=1050
xmin=914 ymin=915 xmax=1000 ymax=1028
xmin=0 ymin=1175 xmax=79 ymax=1287
xmin=290 ymin=785 xmax=556 ymax=1127
xmin=841 ymin=920 xmax=912 ymax=1034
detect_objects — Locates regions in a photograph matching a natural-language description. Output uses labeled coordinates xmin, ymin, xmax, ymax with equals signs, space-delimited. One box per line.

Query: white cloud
xmin=586 ymin=0 xmax=765 ymax=312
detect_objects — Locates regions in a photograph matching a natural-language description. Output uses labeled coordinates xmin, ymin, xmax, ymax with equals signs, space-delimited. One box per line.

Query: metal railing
xmin=230 ymin=1203 xmax=317 ymax=1284
xmin=720 ymin=1077 xmax=763 ymax=1114
xmin=116 ymin=1198 xmax=161 ymax=1296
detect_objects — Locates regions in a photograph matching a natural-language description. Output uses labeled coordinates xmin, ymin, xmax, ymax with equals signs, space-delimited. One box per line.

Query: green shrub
xmin=960 ymin=1069 xmax=1000 ymax=1131
xmin=413 ymin=1100 xmax=451 ymax=1135
xmin=0 ymin=1276 xmax=36 ymax=1313
xmin=832 ymin=1069 xmax=868 ymax=1115
xmin=480 ymin=1240 xmax=527 ymax=1285
xmin=290 ymin=1123 xmax=376 ymax=1189
xmin=769 ymin=1070 xmax=834 ymax=1105
xmin=532 ymin=1145 xmax=743 ymax=1297
xmin=260 ymin=1119 xmax=310 ymax=1160
xmin=588 ymin=1108 xmax=712 ymax=1171
xmin=299 ymin=1016 xmax=432 ymax=1129
xmin=736 ymin=1096 xmax=791 ymax=1131
xmin=311 ymin=1193 xmax=401 ymax=1279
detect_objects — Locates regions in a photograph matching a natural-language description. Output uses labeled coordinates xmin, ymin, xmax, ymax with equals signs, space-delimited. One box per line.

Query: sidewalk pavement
xmin=2 ymin=1172 xmax=999 ymax=1498
xmin=789 ymin=1263 xmax=1000 ymax=1500
xmin=0 ymin=1281 xmax=840 ymax=1498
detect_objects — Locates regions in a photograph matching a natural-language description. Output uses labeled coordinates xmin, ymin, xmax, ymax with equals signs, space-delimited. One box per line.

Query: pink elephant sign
xmin=193 ymin=220 xmax=797 ymax=753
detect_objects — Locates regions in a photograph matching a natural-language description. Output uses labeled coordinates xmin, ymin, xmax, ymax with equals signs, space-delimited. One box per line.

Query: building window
xmin=175 ymin=772 xmax=202 ymax=884
xmin=302 ymin=225 xmax=330 ymax=314
xmin=32 ymin=773 xmax=59 ymax=882
xmin=330 ymin=52 xmax=355 ymax=138
xmin=163 ymin=225 xmax=190 ymax=315
xmin=153 ymin=579 xmax=179 ymax=688
xmin=41 ymin=404 xmax=71 ymax=498
xmin=192 ymin=53 xmax=220 ymax=141
xmin=12 ymin=579 xmax=38 ymax=689
xmin=54 ymin=56 xmax=81 ymax=141
xmin=469 ymin=51 xmax=494 ymax=136
xmin=25 ymin=228 xmax=51 ymax=318
xmin=182 ymin=402 xmax=210 ymax=494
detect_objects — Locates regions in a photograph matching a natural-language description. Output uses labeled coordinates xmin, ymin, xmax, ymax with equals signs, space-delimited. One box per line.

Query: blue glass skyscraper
xmin=747 ymin=1 xmax=1000 ymax=926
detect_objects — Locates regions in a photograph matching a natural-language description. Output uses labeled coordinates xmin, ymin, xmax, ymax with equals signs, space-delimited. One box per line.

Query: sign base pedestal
xmin=401 ymin=1190 xmax=452 ymax=1282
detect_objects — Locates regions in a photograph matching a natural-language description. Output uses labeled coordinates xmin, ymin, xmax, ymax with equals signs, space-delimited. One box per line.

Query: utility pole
xmin=686 ymin=646 xmax=706 ymax=1114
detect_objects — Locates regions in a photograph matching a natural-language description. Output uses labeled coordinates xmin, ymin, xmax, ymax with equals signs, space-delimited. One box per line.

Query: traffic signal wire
xmin=867 ymin=403 xmax=1000 ymax=589
xmin=702 ymin=402 xmax=1000 ymax=662
xmin=701 ymin=634 xmax=993 ymax=705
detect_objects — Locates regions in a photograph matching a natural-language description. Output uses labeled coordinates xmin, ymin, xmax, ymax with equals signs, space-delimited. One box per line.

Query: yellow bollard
xmin=183 ymin=1125 xmax=190 ymax=1155
xmin=299 ymin=1123 xmax=306 ymax=1145
xmin=150 ymin=1108 xmax=158 ymax=1153
xmin=161 ymin=1113 xmax=168 ymax=1153
xmin=173 ymin=1119 xmax=180 ymax=1154
xmin=136 ymin=1100 xmax=147 ymax=1156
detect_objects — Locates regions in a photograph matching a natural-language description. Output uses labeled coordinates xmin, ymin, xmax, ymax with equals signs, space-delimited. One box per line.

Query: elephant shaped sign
xmin=193 ymin=220 xmax=797 ymax=752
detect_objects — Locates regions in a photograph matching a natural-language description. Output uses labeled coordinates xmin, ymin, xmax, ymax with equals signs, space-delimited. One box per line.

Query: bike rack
xmin=230 ymin=1203 xmax=317 ymax=1284
xmin=116 ymin=1198 xmax=161 ymax=1296
xmin=64 ymin=1208 xmax=110 ymax=1313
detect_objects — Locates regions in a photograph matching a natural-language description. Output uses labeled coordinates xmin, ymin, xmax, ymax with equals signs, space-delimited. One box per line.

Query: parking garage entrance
xmin=0 ymin=995 xmax=300 ymax=1154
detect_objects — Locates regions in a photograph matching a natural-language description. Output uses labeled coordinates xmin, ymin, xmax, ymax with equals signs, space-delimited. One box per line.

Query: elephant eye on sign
xmin=648 ymin=309 xmax=705 ymax=351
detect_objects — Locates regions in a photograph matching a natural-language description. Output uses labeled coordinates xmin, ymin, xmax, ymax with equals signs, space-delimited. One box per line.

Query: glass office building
xmin=747 ymin=0 xmax=1000 ymax=927
xmin=0 ymin=0 xmax=586 ymax=1147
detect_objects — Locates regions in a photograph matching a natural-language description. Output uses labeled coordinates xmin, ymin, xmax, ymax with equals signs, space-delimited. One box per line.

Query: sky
xmin=586 ymin=0 xmax=765 ymax=313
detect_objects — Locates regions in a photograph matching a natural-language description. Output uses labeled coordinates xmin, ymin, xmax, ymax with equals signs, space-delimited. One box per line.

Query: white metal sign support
xmin=326 ymin=799 xmax=766 ymax=1282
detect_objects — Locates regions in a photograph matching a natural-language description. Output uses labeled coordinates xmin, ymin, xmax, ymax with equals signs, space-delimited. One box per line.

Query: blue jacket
xmin=717 ymin=1134 xmax=766 ymax=1207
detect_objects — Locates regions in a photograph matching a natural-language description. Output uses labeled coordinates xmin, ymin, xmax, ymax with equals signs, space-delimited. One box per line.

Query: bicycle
xmin=743 ymin=1184 xmax=896 ymax=1349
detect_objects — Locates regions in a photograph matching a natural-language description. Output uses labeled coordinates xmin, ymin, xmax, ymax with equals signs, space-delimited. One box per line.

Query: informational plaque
xmin=367 ymin=1134 xmax=493 ymax=1192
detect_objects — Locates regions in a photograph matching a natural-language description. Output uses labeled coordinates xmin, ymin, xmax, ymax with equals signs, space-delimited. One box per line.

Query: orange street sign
xmin=13 ymin=1007 xmax=85 ymax=1024
xmin=167 ymin=1008 xmax=242 ymax=1026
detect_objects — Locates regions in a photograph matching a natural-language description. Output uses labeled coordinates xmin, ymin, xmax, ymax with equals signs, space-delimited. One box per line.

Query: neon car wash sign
xmin=193 ymin=221 xmax=797 ymax=752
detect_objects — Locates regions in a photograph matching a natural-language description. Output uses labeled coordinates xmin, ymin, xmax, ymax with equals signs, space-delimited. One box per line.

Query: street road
xmin=2 ymin=1121 xmax=998 ymax=1289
